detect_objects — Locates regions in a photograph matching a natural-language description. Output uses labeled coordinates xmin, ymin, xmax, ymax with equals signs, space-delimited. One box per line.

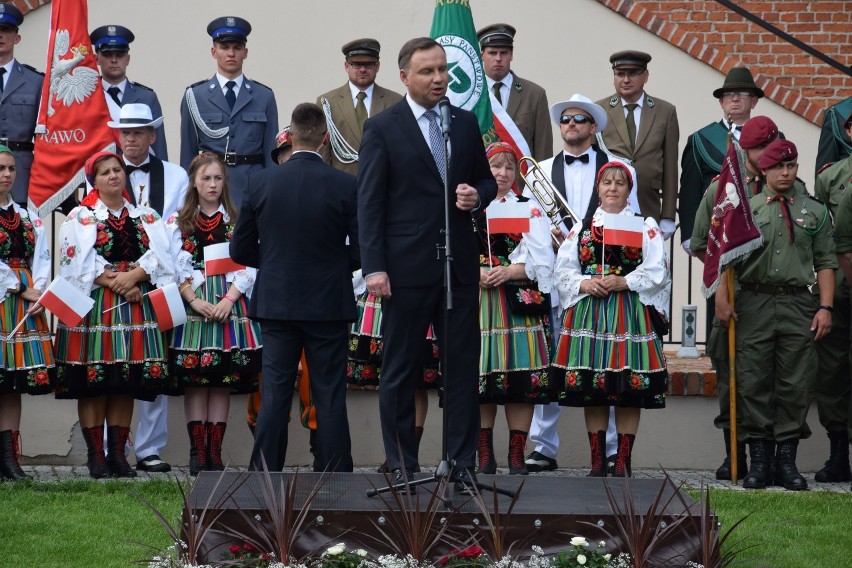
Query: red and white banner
xmin=603 ymin=213 xmax=644 ymax=248
xmin=486 ymin=200 xmax=530 ymax=234
xmin=204 ymin=242 xmax=245 ymax=276
xmin=490 ymin=93 xmax=532 ymax=161
xmin=29 ymin=0 xmax=117 ymax=216
xmin=38 ymin=277 xmax=95 ymax=327
xmin=147 ymin=283 xmax=187 ymax=331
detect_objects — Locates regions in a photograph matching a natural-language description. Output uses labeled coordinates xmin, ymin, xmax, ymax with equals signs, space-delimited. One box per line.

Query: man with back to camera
xmin=357 ymin=37 xmax=497 ymax=493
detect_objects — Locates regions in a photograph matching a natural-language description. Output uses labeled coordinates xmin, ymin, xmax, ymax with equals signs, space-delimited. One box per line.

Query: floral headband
xmin=485 ymin=141 xmax=518 ymax=161
xmin=596 ymin=161 xmax=633 ymax=190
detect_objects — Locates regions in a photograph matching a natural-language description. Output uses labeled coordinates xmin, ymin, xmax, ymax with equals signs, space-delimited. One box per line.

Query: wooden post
xmin=727 ymin=267 xmax=738 ymax=484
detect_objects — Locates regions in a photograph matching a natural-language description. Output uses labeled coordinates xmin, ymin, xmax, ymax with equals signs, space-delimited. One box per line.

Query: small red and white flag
xmin=38 ymin=277 xmax=95 ymax=327
xmin=147 ymin=283 xmax=187 ymax=331
xmin=204 ymin=242 xmax=245 ymax=276
xmin=602 ymin=213 xmax=644 ymax=248
xmin=486 ymin=200 xmax=530 ymax=234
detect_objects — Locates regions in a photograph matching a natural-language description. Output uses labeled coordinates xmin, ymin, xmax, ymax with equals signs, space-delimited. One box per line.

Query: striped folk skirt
xmin=0 ymin=266 xmax=55 ymax=395
xmin=347 ymin=292 xmax=441 ymax=390
xmin=169 ymin=274 xmax=261 ymax=394
xmin=552 ymin=291 xmax=667 ymax=409
xmin=479 ymin=283 xmax=553 ymax=404
xmin=54 ymin=281 xmax=168 ymax=400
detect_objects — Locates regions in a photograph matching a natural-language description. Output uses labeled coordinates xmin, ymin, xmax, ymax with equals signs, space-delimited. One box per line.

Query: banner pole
xmin=727 ymin=266 xmax=738 ymax=484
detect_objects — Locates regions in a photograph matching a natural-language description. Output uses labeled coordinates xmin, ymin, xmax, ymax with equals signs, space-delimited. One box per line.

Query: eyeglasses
xmin=348 ymin=61 xmax=378 ymax=70
xmin=722 ymin=91 xmax=754 ymax=99
xmin=614 ymin=69 xmax=645 ymax=79
xmin=560 ymin=114 xmax=594 ymax=125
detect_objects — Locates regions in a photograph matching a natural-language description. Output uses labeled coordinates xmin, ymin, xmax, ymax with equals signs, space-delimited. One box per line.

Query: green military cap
xmin=610 ymin=50 xmax=652 ymax=70
xmin=477 ymin=23 xmax=516 ymax=49
xmin=342 ymin=38 xmax=381 ymax=59
xmin=713 ymin=67 xmax=764 ymax=99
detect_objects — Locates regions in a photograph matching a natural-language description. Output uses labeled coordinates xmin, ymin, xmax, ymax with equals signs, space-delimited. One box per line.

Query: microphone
xmin=438 ymin=96 xmax=452 ymax=139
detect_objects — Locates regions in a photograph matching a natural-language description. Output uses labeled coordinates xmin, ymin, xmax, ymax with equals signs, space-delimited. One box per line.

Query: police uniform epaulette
xmin=817 ymin=162 xmax=835 ymax=175
xmin=805 ymin=193 xmax=824 ymax=205
xmin=187 ymin=79 xmax=207 ymax=89
xmin=132 ymin=81 xmax=154 ymax=91
xmin=246 ymin=78 xmax=272 ymax=90
xmin=21 ymin=63 xmax=44 ymax=76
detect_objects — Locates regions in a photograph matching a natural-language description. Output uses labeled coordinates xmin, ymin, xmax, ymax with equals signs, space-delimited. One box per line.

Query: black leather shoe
xmin=391 ymin=468 xmax=416 ymax=494
xmin=524 ymin=451 xmax=557 ymax=473
xmin=136 ymin=455 xmax=172 ymax=473
xmin=452 ymin=467 xmax=479 ymax=495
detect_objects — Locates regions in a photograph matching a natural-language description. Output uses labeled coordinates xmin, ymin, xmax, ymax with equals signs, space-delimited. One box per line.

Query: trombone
xmin=519 ymin=156 xmax=581 ymax=245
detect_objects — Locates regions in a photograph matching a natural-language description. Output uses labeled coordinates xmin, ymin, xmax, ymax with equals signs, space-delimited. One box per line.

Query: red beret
xmin=758 ymin=139 xmax=798 ymax=170
xmin=739 ymin=116 xmax=779 ymax=149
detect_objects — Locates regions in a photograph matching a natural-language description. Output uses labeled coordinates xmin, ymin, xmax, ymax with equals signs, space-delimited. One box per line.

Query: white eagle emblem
xmin=47 ymin=29 xmax=99 ymax=117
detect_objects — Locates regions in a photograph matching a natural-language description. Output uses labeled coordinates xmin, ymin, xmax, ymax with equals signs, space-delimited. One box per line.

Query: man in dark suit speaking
xmin=231 ymin=103 xmax=359 ymax=472
xmin=357 ymin=37 xmax=497 ymax=490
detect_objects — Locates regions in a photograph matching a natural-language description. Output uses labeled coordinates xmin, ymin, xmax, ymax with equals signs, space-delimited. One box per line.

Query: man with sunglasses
xmin=316 ymin=39 xmax=402 ymax=176
xmin=596 ymin=51 xmax=679 ymax=240
xmin=525 ymin=93 xmax=638 ymax=473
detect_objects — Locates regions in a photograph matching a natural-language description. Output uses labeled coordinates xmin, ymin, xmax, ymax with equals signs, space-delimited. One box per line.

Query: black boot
xmin=715 ymin=429 xmax=747 ymax=480
xmin=0 ymin=430 xmax=31 ymax=481
xmin=508 ymin=430 xmax=529 ymax=475
xmin=814 ymin=430 xmax=851 ymax=482
xmin=81 ymin=425 xmax=110 ymax=479
xmin=775 ymin=439 xmax=808 ymax=491
xmin=612 ymin=433 xmax=635 ymax=478
xmin=206 ymin=422 xmax=226 ymax=472
xmin=476 ymin=427 xmax=497 ymax=474
xmin=106 ymin=425 xmax=137 ymax=478
xmin=586 ymin=431 xmax=607 ymax=477
xmin=743 ymin=439 xmax=772 ymax=489
xmin=187 ymin=421 xmax=208 ymax=476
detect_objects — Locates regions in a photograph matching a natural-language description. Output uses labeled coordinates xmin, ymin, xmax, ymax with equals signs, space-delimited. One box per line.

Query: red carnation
xmin=182 ymin=354 xmax=199 ymax=368
xmin=228 ymin=545 xmax=241 ymax=555
xmin=148 ymin=364 xmax=163 ymax=379
xmin=34 ymin=370 xmax=50 ymax=385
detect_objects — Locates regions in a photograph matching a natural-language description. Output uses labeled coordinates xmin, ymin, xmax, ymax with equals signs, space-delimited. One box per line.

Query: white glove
xmin=659 ymin=218 xmax=676 ymax=240
xmin=681 ymin=239 xmax=696 ymax=256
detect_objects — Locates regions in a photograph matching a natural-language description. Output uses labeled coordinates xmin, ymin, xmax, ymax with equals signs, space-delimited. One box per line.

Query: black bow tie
xmin=125 ymin=163 xmax=150 ymax=174
xmin=565 ymin=153 xmax=590 ymax=165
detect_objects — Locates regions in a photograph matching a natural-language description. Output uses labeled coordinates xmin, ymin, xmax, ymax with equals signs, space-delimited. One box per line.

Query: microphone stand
xmin=368 ymin=99 xmax=514 ymax=500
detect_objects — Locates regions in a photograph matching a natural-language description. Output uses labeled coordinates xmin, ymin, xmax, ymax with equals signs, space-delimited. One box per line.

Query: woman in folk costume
xmin=54 ymin=151 xmax=174 ymax=479
xmin=553 ymin=162 xmax=670 ymax=477
xmin=0 ymin=146 xmax=54 ymax=481
xmin=168 ymin=153 xmax=261 ymax=475
xmin=475 ymin=142 xmax=555 ymax=475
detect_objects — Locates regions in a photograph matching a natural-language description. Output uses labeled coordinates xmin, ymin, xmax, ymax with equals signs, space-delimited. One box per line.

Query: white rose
xmin=569 ymin=537 xmax=588 ymax=547
xmin=598 ymin=541 xmax=606 ymax=548
xmin=356 ymin=549 xmax=368 ymax=557
xmin=576 ymin=554 xmax=587 ymax=565
xmin=603 ymin=554 xmax=611 ymax=561
xmin=327 ymin=544 xmax=346 ymax=556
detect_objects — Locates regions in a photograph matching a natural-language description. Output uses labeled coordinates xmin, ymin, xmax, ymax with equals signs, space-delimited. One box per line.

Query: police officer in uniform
xmin=715 ymin=139 xmax=836 ymax=491
xmin=814 ymin=108 xmax=852 ymax=485
xmin=0 ymin=4 xmax=43 ymax=207
xmin=596 ymin=51 xmax=679 ymax=238
xmin=90 ymin=25 xmax=168 ymax=160
xmin=180 ymin=17 xmax=278 ymax=208
xmin=815 ymin=96 xmax=851 ymax=174
xmin=679 ymin=67 xmax=763 ymax=254
xmin=315 ymin=39 xmax=402 ymax=176
xmin=690 ymin=116 xmax=790 ymax=480
xmin=477 ymin=23 xmax=552 ymax=161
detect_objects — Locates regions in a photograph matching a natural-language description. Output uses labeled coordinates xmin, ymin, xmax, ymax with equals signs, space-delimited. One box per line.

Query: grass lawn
xmin=0 ymin=478 xmax=850 ymax=567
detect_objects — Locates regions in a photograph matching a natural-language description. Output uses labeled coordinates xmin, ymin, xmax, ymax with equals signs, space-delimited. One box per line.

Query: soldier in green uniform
xmin=817 ymin=108 xmax=852 ymax=486
xmin=815 ymin=96 xmax=851 ymax=174
xmin=715 ymin=139 xmax=836 ymax=491
xmin=690 ymin=116 xmax=782 ymax=480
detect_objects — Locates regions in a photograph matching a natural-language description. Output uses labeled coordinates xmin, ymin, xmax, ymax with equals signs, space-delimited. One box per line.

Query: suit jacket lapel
xmin=335 ymin=85 xmax=361 ymax=148
xmin=506 ymin=76 xmax=521 ymax=117
xmin=634 ymin=99 xmax=656 ymax=151
xmin=148 ymin=157 xmax=165 ymax=215
xmin=550 ymin=151 xmax=567 ymax=199
xmin=1 ymin=64 xmax=23 ymax=102
xmin=231 ymin=78 xmax=253 ymax=116
xmin=608 ymin=102 xmax=632 ymax=151
xmin=397 ymin=103 xmax=443 ymax=185
xmin=206 ymin=77 xmax=233 ymax=115
xmin=585 ymin=150 xmax=609 ymax=218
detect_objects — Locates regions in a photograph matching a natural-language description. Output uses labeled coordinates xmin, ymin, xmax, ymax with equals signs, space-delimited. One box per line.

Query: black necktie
xmin=565 ymin=153 xmax=590 ymax=165
xmin=107 ymin=86 xmax=121 ymax=106
xmin=0 ymin=68 xmax=6 ymax=96
xmin=125 ymin=163 xmax=150 ymax=175
xmin=225 ymin=80 xmax=237 ymax=110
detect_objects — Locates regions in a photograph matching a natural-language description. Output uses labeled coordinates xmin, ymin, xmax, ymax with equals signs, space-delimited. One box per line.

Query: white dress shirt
xmin=621 ymin=92 xmax=646 ymax=143
xmin=216 ymin=74 xmax=244 ymax=99
xmin=348 ymin=82 xmax=375 ymax=117
xmin=485 ymin=72 xmax=514 ymax=109
xmin=405 ymin=94 xmax=451 ymax=162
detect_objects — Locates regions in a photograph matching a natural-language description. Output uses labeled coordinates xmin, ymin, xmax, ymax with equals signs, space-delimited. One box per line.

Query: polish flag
xmin=38 ymin=277 xmax=95 ymax=327
xmin=147 ymin=283 xmax=187 ymax=331
xmin=486 ymin=200 xmax=530 ymax=234
xmin=602 ymin=213 xmax=644 ymax=248
xmin=204 ymin=242 xmax=245 ymax=276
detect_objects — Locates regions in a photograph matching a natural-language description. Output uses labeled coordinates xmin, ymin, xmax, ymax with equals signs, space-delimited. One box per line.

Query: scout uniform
xmin=0 ymin=5 xmax=43 ymax=206
xmin=90 ymin=25 xmax=169 ymax=160
xmin=179 ymin=17 xmax=278 ymax=208
xmin=815 ymin=141 xmax=852 ymax=483
xmin=734 ymin=140 xmax=836 ymax=491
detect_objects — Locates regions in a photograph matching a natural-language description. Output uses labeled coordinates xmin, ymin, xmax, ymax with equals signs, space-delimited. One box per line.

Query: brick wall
xmin=596 ymin=0 xmax=852 ymax=124
xmin=7 ymin=0 xmax=51 ymax=16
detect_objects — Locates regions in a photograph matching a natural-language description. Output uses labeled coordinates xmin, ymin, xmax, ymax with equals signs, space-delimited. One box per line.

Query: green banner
xmin=429 ymin=0 xmax=497 ymax=144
